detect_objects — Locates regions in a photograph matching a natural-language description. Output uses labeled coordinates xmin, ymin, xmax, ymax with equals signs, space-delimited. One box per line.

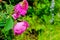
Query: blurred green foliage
xmin=0 ymin=0 xmax=60 ymax=40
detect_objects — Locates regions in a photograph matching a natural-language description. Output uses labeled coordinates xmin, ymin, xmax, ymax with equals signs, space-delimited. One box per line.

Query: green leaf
xmin=4 ymin=17 xmax=14 ymax=32
xmin=10 ymin=0 xmax=14 ymax=2
xmin=0 ymin=22 xmax=5 ymax=27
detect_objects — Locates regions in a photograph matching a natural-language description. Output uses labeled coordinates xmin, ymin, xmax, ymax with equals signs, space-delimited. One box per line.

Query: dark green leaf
xmin=0 ymin=22 xmax=5 ymax=27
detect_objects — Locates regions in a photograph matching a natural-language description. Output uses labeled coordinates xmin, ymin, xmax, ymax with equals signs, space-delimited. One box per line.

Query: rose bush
xmin=0 ymin=0 xmax=60 ymax=40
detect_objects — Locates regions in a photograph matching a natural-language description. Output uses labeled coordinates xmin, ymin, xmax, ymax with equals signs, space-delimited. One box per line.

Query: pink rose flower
xmin=12 ymin=0 xmax=28 ymax=20
xmin=13 ymin=21 xmax=29 ymax=35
